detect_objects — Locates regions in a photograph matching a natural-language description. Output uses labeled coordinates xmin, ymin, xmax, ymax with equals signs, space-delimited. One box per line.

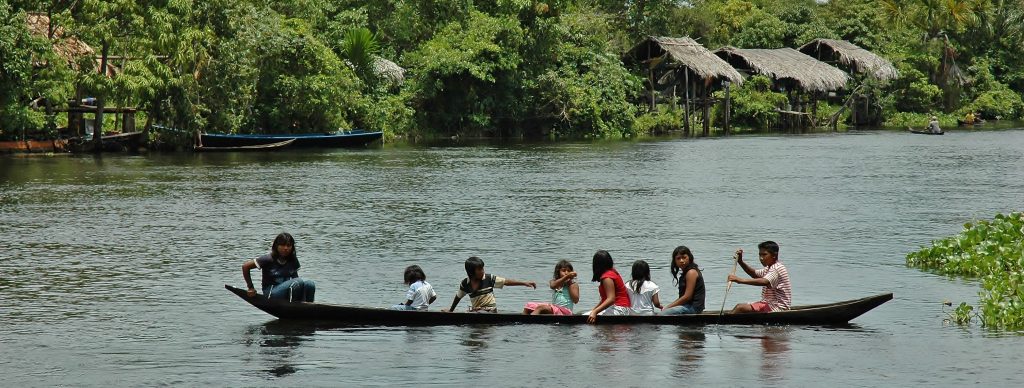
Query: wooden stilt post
xmin=724 ymin=81 xmax=731 ymax=135
xmin=649 ymin=68 xmax=656 ymax=111
xmin=684 ymin=71 xmax=691 ymax=136
xmin=702 ymin=81 xmax=710 ymax=136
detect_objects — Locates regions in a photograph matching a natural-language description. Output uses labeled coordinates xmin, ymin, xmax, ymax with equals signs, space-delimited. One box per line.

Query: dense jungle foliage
xmin=1 ymin=0 xmax=1023 ymax=141
xmin=907 ymin=213 xmax=1024 ymax=330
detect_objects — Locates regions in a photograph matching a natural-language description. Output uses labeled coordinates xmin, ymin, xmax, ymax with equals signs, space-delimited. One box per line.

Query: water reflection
xmin=242 ymin=320 xmax=316 ymax=378
xmin=734 ymin=327 xmax=792 ymax=381
xmin=460 ymin=324 xmax=495 ymax=351
xmin=673 ymin=329 xmax=707 ymax=377
xmin=460 ymin=325 xmax=496 ymax=375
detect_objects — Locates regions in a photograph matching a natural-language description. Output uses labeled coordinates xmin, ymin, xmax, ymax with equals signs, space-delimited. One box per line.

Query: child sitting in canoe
xmin=661 ymin=245 xmax=706 ymax=314
xmin=241 ymin=232 xmax=315 ymax=302
xmin=390 ymin=265 xmax=437 ymax=311
xmin=522 ymin=260 xmax=580 ymax=315
xmin=625 ymin=260 xmax=661 ymax=315
xmin=728 ymin=241 xmax=791 ymax=313
xmin=586 ymin=250 xmax=631 ymax=323
xmin=445 ymin=256 xmax=536 ymax=313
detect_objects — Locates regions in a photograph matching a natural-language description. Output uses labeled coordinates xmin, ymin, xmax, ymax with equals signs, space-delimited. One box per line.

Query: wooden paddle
xmin=719 ymin=250 xmax=740 ymax=316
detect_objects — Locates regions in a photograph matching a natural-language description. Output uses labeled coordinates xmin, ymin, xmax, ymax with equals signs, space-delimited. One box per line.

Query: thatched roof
xmin=714 ymin=47 xmax=850 ymax=92
xmin=345 ymin=56 xmax=406 ymax=86
xmin=26 ymin=13 xmax=119 ymax=76
xmin=626 ymin=36 xmax=743 ymax=84
xmin=26 ymin=13 xmax=93 ymax=62
xmin=372 ymin=56 xmax=405 ymax=85
xmin=798 ymin=39 xmax=898 ymax=81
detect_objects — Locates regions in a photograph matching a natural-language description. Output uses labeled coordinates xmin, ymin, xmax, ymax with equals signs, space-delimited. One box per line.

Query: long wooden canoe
xmin=200 ymin=130 xmax=382 ymax=148
xmin=908 ymin=129 xmax=944 ymax=135
xmin=194 ymin=139 xmax=294 ymax=152
xmin=225 ymin=285 xmax=892 ymax=326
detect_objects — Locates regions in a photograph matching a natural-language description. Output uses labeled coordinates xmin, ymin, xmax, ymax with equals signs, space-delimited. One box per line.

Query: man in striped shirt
xmin=728 ymin=241 xmax=792 ymax=313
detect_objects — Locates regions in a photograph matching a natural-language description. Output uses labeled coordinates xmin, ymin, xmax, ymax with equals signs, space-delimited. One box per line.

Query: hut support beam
xmin=724 ymin=82 xmax=731 ymax=135
xmin=702 ymin=82 xmax=710 ymax=136
xmin=684 ymin=71 xmax=691 ymax=136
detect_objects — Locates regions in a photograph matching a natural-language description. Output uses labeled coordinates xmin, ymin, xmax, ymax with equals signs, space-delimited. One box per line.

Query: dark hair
xmin=404 ymin=265 xmax=426 ymax=285
xmin=591 ymin=250 xmax=614 ymax=282
xmin=670 ymin=245 xmax=694 ymax=285
xmin=758 ymin=241 xmax=780 ymax=257
xmin=630 ymin=260 xmax=651 ymax=294
xmin=553 ymin=260 xmax=574 ymax=280
xmin=271 ymin=232 xmax=297 ymax=262
xmin=465 ymin=256 xmax=485 ymax=277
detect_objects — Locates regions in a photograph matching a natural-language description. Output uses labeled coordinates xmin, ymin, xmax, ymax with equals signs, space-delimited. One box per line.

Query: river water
xmin=2 ymin=129 xmax=1024 ymax=386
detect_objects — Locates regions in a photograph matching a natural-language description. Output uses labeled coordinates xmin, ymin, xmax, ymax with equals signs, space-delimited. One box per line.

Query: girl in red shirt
xmin=587 ymin=250 xmax=631 ymax=323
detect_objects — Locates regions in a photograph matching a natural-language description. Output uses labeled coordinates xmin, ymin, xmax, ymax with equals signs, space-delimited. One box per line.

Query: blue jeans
xmin=661 ymin=304 xmax=698 ymax=315
xmin=390 ymin=304 xmax=418 ymax=311
xmin=263 ymin=278 xmax=315 ymax=302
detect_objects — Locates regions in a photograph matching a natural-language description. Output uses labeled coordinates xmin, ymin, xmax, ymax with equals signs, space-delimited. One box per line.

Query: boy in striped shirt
xmin=728 ymin=241 xmax=792 ymax=313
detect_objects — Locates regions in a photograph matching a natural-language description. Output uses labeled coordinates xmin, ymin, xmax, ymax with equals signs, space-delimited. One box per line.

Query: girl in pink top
xmin=587 ymin=250 xmax=631 ymax=323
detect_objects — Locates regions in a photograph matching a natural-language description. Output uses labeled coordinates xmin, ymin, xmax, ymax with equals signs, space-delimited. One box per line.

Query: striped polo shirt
xmin=755 ymin=262 xmax=791 ymax=311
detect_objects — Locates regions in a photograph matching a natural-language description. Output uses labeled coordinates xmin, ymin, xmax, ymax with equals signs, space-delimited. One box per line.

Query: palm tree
xmin=341 ymin=28 xmax=380 ymax=86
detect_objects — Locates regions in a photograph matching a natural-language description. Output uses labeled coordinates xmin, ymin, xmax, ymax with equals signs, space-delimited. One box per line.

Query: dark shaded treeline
xmin=1 ymin=0 xmax=1022 ymax=144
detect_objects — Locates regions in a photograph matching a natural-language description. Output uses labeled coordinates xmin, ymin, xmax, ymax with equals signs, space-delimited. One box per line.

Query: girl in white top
xmin=626 ymin=260 xmax=662 ymax=315
xmin=390 ymin=265 xmax=437 ymax=310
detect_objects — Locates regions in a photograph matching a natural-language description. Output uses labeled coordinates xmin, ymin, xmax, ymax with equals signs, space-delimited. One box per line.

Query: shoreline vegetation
xmin=907 ymin=212 xmax=1024 ymax=330
xmin=2 ymin=1 xmax=1023 ymax=149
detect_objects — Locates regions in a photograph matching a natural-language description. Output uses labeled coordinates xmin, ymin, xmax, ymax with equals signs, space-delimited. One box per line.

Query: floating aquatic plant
xmin=907 ymin=212 xmax=1024 ymax=330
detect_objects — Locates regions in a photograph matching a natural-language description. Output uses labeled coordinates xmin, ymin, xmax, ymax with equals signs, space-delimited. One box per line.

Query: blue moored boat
xmin=200 ymin=130 xmax=383 ymax=148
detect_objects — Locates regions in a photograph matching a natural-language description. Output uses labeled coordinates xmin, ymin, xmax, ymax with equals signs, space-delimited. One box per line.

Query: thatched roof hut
xmin=372 ymin=56 xmax=405 ymax=85
xmin=26 ymin=13 xmax=93 ymax=63
xmin=627 ymin=36 xmax=743 ymax=84
xmin=714 ymin=47 xmax=850 ymax=92
xmin=798 ymin=39 xmax=898 ymax=81
xmin=26 ymin=13 xmax=119 ymax=76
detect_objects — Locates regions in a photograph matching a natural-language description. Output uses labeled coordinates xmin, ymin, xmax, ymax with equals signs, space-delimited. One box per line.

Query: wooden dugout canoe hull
xmin=200 ymin=131 xmax=382 ymax=148
xmin=225 ymin=285 xmax=892 ymax=326
xmin=194 ymin=139 xmax=295 ymax=152
xmin=908 ymin=129 xmax=944 ymax=135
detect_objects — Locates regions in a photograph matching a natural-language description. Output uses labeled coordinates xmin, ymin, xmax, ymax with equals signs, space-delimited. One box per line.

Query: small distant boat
xmin=200 ymin=130 xmax=382 ymax=148
xmin=194 ymin=139 xmax=294 ymax=152
xmin=957 ymin=119 xmax=985 ymax=127
xmin=225 ymin=285 xmax=893 ymax=326
xmin=908 ymin=129 xmax=944 ymax=135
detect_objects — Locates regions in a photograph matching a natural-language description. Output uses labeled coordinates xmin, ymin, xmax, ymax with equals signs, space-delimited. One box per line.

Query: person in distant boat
xmin=661 ymin=246 xmax=706 ymax=315
xmin=625 ymin=260 xmax=661 ymax=315
xmin=391 ymin=265 xmax=437 ymax=311
xmin=444 ymin=256 xmax=536 ymax=313
xmin=241 ymin=232 xmax=316 ymax=302
xmin=522 ymin=259 xmax=579 ymax=315
xmin=927 ymin=116 xmax=942 ymax=134
xmin=585 ymin=250 xmax=632 ymax=323
xmin=728 ymin=241 xmax=791 ymax=313
xmin=964 ymin=111 xmax=975 ymax=125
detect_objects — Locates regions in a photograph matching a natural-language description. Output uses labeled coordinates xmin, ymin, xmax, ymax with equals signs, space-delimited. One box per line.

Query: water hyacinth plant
xmin=906 ymin=212 xmax=1024 ymax=330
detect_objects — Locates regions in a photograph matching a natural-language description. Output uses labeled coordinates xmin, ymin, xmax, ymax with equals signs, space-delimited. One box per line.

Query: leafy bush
xmin=965 ymin=89 xmax=1024 ymax=120
xmin=906 ymin=212 xmax=1024 ymax=330
xmin=721 ymin=75 xmax=787 ymax=129
xmin=883 ymin=111 xmax=956 ymax=129
xmin=632 ymin=107 xmax=683 ymax=135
